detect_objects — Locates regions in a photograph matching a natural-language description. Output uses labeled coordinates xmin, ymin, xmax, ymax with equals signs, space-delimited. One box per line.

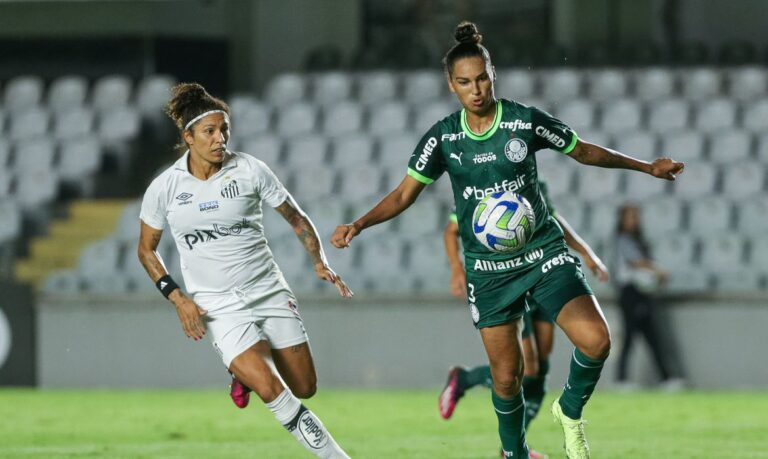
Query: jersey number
xmin=467 ymin=282 xmax=476 ymax=303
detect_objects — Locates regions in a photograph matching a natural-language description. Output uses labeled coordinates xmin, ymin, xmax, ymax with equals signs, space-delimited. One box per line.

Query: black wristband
xmin=156 ymin=275 xmax=180 ymax=299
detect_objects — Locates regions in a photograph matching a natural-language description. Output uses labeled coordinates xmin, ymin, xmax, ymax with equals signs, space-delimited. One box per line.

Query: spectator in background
xmin=614 ymin=204 xmax=685 ymax=391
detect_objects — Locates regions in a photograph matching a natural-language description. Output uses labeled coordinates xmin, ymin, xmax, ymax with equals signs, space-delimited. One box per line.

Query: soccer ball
xmin=472 ymin=191 xmax=535 ymax=253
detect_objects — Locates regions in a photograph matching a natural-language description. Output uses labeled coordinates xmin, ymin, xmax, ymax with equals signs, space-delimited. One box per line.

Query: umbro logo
xmin=176 ymin=192 xmax=193 ymax=201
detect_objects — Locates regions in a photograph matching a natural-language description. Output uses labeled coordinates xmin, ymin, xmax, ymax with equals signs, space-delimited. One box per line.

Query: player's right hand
xmin=449 ymin=270 xmax=467 ymax=299
xmin=331 ymin=223 xmax=360 ymax=248
xmin=170 ymin=292 xmax=208 ymax=340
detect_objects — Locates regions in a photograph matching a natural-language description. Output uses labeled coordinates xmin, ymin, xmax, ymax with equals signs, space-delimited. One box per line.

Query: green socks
xmin=460 ymin=365 xmax=493 ymax=389
xmin=522 ymin=359 xmax=549 ymax=428
xmin=492 ymin=389 xmax=529 ymax=457
xmin=559 ymin=348 xmax=606 ymax=419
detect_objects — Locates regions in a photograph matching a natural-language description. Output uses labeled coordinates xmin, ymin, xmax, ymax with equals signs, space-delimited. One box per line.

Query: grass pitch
xmin=1 ymin=388 xmax=767 ymax=458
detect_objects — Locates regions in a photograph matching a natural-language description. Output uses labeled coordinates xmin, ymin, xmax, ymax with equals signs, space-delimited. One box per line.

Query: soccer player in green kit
xmin=439 ymin=180 xmax=610 ymax=459
xmin=331 ymin=21 xmax=684 ymax=458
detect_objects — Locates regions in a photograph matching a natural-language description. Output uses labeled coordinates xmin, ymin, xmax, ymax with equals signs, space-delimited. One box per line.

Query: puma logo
xmin=450 ymin=152 xmax=463 ymax=165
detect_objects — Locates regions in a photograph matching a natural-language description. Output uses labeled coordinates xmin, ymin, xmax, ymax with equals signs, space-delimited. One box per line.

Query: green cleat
xmin=551 ymin=397 xmax=590 ymax=459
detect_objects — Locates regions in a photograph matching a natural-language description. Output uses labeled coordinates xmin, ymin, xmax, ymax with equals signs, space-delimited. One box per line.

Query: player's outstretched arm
xmin=137 ymin=222 xmax=207 ymax=340
xmin=555 ymin=214 xmax=609 ymax=282
xmin=568 ymin=139 xmax=685 ymax=180
xmin=443 ymin=220 xmax=467 ymax=298
xmin=331 ymin=175 xmax=426 ymax=248
xmin=275 ymin=194 xmax=353 ymax=298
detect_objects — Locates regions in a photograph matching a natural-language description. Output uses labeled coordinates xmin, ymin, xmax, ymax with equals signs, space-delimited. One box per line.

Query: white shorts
xmin=200 ymin=289 xmax=308 ymax=369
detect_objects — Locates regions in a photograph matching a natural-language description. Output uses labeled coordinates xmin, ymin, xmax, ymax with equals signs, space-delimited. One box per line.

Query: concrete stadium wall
xmin=35 ymin=294 xmax=768 ymax=390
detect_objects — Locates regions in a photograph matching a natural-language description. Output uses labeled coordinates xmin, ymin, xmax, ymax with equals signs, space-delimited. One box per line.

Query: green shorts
xmin=521 ymin=296 xmax=554 ymax=339
xmin=466 ymin=250 xmax=593 ymax=329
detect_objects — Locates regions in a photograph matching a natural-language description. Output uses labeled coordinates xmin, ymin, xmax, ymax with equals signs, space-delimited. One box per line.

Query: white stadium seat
xmin=612 ymin=131 xmax=657 ymax=162
xmin=659 ymin=130 xmax=705 ymax=164
xmin=726 ymin=66 xmax=767 ymax=101
xmin=576 ymin=166 xmax=622 ymax=200
xmin=291 ymin=164 xmax=336 ymax=201
xmin=47 ymin=75 xmax=88 ymax=113
xmin=312 ymin=72 xmax=353 ymax=106
xmin=53 ymin=107 xmax=95 ymax=140
xmin=713 ymin=268 xmax=762 ymax=293
xmin=231 ymin=100 xmax=272 ymax=139
xmin=586 ymin=200 xmax=624 ymax=241
xmin=395 ymin=199 xmax=443 ymax=236
xmin=240 ymin=135 xmax=283 ymax=166
xmin=41 ymin=270 xmax=82 ymax=294
xmin=357 ymin=71 xmax=398 ymax=105
xmin=495 ymin=69 xmax=536 ymax=100
xmin=78 ymin=238 xmax=121 ymax=278
xmin=640 ymin=199 xmax=684 ymax=236
xmin=265 ymin=73 xmax=307 ymax=106
xmin=14 ymin=169 xmax=58 ymax=208
xmin=680 ymin=67 xmax=722 ymax=100
xmin=276 ymin=102 xmax=317 ymax=137
xmin=98 ymin=106 xmax=140 ymax=142
xmin=367 ymin=101 xmax=409 ymax=135
xmin=0 ymin=199 xmax=21 ymax=242
xmin=653 ymin=233 xmax=695 ymax=273
xmin=92 ymin=74 xmax=132 ymax=112
xmin=688 ymin=197 xmax=733 ymax=236
xmin=741 ymin=99 xmax=768 ymax=133
xmin=283 ymin=135 xmax=328 ymax=168
xmin=321 ymin=101 xmax=363 ymax=136
xmin=413 ymin=99 xmax=458 ymax=134
xmin=707 ymin=130 xmax=752 ymax=163
xmin=672 ymin=162 xmax=717 ymax=199
xmin=550 ymin=196 xmax=587 ymax=231
xmin=13 ymin=137 xmax=56 ymax=173
xmin=553 ymin=99 xmax=595 ymax=133
xmin=625 ymin=169 xmax=666 ymax=199
xmin=699 ymin=234 xmax=745 ymax=270
xmin=647 ymin=99 xmax=689 ymax=133
xmin=693 ymin=98 xmax=737 ymax=132
xmin=401 ymin=71 xmax=444 ymax=104
xmin=737 ymin=198 xmax=768 ymax=237
xmin=538 ymin=164 xmax=575 ymax=198
xmin=58 ymin=136 xmax=102 ymax=181
xmin=634 ymin=68 xmax=675 ymax=101
xmin=587 ymin=68 xmax=628 ymax=101
xmin=722 ymin=162 xmax=765 ymax=198
xmin=0 ymin=138 xmax=11 ymax=167
xmin=540 ymin=68 xmax=582 ymax=102
xmin=332 ymin=133 xmax=376 ymax=169
xmin=9 ymin=107 xmax=50 ymax=140
xmin=338 ymin=165 xmax=384 ymax=200
xmin=600 ymin=98 xmax=643 ymax=133
xmin=3 ymin=75 xmax=44 ymax=111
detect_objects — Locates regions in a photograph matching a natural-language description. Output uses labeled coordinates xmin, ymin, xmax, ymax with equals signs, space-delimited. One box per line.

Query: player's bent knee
xmin=580 ymin=327 xmax=611 ymax=360
xmin=292 ymin=381 xmax=317 ymax=399
xmin=492 ymin=372 xmax=523 ymax=397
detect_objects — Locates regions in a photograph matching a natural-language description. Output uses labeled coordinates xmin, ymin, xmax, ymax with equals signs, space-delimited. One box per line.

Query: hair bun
xmin=454 ymin=21 xmax=482 ymax=45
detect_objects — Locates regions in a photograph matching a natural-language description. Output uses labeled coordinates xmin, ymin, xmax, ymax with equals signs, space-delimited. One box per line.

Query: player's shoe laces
xmin=229 ymin=376 xmax=251 ymax=409
xmin=551 ymin=397 xmax=590 ymax=459
xmin=439 ymin=366 xmax=466 ymax=419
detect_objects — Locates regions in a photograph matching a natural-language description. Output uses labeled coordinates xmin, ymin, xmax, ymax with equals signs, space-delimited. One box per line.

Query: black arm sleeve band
xmin=155 ymin=275 xmax=180 ymax=299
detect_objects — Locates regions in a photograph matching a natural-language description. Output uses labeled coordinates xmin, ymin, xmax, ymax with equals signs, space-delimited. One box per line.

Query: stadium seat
xmin=276 ymin=102 xmax=317 ymax=137
xmin=92 ymin=75 xmax=132 ymax=112
xmin=688 ymin=197 xmax=733 ymax=236
xmin=53 ymin=107 xmax=95 ymax=140
xmin=640 ymin=199 xmax=684 ymax=236
xmin=230 ymin=100 xmax=272 ymax=139
xmin=312 ymin=72 xmax=353 ymax=106
xmin=47 ymin=75 xmax=88 ymax=113
xmin=14 ymin=169 xmax=58 ymax=208
xmin=576 ymin=166 xmax=622 ymax=200
xmin=570 ymin=129 xmax=608 ymax=148
xmin=666 ymin=270 xmax=710 ymax=293
xmin=407 ymin=237 xmax=451 ymax=277
xmin=586 ymin=68 xmax=628 ymax=101
xmin=550 ymin=196 xmax=587 ymax=231
xmin=13 ymin=137 xmax=56 ymax=173
xmin=553 ymin=99 xmax=595 ymax=133
xmin=538 ymin=163 xmax=575 ymax=198
xmin=680 ymin=67 xmax=722 ymax=100
xmin=600 ymin=98 xmax=643 ymax=133
xmin=0 ymin=108 xmax=5 ymax=133
xmin=736 ymin=198 xmax=768 ymax=237
xmin=612 ymin=131 xmax=657 ymax=162
xmin=495 ymin=69 xmax=536 ymax=101
xmin=77 ymin=238 xmax=121 ymax=279
xmin=9 ymin=107 xmax=50 ymax=140
xmin=647 ymin=99 xmax=690 ymax=133
xmin=113 ymin=200 xmax=141 ymax=243
xmin=135 ymin=74 xmax=176 ymax=116
xmin=652 ymin=233 xmax=695 ymax=273
xmin=395 ymin=199 xmax=443 ymax=236
xmin=379 ymin=163 xmax=408 ymax=191
xmin=3 ymin=75 xmax=44 ymax=111
xmin=41 ymin=270 xmax=82 ymax=294
xmin=401 ymin=70 xmax=444 ymax=104
xmin=634 ymin=68 xmax=676 ymax=101
xmin=625 ymin=169 xmax=667 ymax=199
xmin=672 ymin=162 xmax=717 ymax=199
xmin=699 ymin=234 xmax=745 ymax=270
xmin=331 ymin=133 xmax=376 ymax=169
xmin=722 ymin=162 xmax=765 ymax=198
xmin=337 ymin=165 xmax=383 ymax=200
xmin=359 ymin=237 xmax=405 ymax=271
xmin=283 ymin=135 xmax=328 ymax=168
xmin=377 ymin=133 xmax=420 ymax=168
xmin=659 ymin=130 xmax=705 ymax=164
xmin=321 ymin=101 xmax=364 ymax=136
xmin=356 ymin=71 xmax=398 ymax=105
xmin=749 ymin=237 xmax=768 ymax=271
xmin=240 ymin=135 xmax=283 ymax=166
xmin=726 ymin=66 xmax=767 ymax=101
xmin=98 ymin=106 xmax=140 ymax=143
xmin=413 ymin=99 xmax=458 ymax=134
xmin=0 ymin=199 xmax=21 ymax=242
xmin=707 ymin=130 xmax=752 ymax=163
xmin=300 ymin=198 xmax=347 ymax=241
xmin=693 ymin=98 xmax=737 ymax=132
xmin=586 ymin=200 xmax=624 ymax=241
xmin=0 ymin=170 xmax=12 ymax=198
xmin=265 ymin=73 xmax=307 ymax=106
xmin=59 ymin=137 xmax=101 ymax=187
xmin=367 ymin=101 xmax=409 ymax=135
xmin=741 ymin=99 xmax=768 ymax=133
xmin=291 ymin=164 xmax=335 ymax=200
xmin=0 ymin=138 xmax=11 ymax=167
xmin=540 ymin=68 xmax=582 ymax=102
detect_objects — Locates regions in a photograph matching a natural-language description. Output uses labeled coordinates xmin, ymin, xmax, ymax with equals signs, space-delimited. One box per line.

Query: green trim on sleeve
xmin=460 ymin=100 xmax=503 ymax=141
xmin=449 ymin=213 xmax=458 ymax=223
xmin=407 ymin=167 xmax=435 ymax=185
xmin=561 ymin=132 xmax=579 ymax=154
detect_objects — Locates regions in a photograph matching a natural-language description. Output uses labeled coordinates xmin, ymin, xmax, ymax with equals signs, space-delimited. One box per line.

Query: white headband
xmin=184 ymin=110 xmax=230 ymax=131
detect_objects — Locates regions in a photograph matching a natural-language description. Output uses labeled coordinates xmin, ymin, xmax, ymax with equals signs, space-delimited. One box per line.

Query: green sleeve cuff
xmin=561 ymin=132 xmax=578 ymax=154
xmin=449 ymin=213 xmax=458 ymax=223
xmin=407 ymin=168 xmax=435 ymax=185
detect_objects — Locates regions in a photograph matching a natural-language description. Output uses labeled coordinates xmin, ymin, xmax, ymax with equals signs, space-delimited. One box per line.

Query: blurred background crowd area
xmin=1 ymin=0 xmax=766 ymax=300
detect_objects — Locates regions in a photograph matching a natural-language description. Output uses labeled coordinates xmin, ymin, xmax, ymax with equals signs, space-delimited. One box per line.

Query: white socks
xmin=266 ymin=389 xmax=350 ymax=459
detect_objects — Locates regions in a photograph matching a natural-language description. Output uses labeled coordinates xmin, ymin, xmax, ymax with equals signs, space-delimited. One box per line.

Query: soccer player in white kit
xmin=137 ymin=83 xmax=352 ymax=459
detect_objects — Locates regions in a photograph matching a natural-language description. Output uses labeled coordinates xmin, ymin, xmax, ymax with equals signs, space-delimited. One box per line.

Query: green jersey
xmin=450 ymin=179 xmax=557 ymax=222
xmin=409 ymin=98 xmax=577 ymax=273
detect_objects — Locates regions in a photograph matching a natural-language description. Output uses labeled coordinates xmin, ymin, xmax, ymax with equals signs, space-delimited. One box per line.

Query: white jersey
xmin=140 ymin=150 xmax=293 ymax=298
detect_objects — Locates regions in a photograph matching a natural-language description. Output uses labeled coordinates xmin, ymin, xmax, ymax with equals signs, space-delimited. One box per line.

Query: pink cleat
xmin=229 ymin=376 xmax=251 ymax=409
xmin=438 ymin=366 xmax=466 ymax=420
xmin=528 ymin=448 xmax=549 ymax=459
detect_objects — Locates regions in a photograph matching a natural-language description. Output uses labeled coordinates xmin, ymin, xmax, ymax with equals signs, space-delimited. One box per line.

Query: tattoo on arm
xmin=275 ymin=199 xmax=326 ymax=266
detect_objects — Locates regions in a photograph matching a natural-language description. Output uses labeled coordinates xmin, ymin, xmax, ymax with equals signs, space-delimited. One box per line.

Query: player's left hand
xmin=650 ymin=158 xmax=685 ymax=180
xmin=585 ymin=255 xmax=610 ymax=282
xmin=315 ymin=264 xmax=354 ymax=298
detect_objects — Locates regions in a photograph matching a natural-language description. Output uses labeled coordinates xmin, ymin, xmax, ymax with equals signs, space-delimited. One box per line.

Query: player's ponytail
xmin=443 ymin=21 xmax=492 ymax=75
